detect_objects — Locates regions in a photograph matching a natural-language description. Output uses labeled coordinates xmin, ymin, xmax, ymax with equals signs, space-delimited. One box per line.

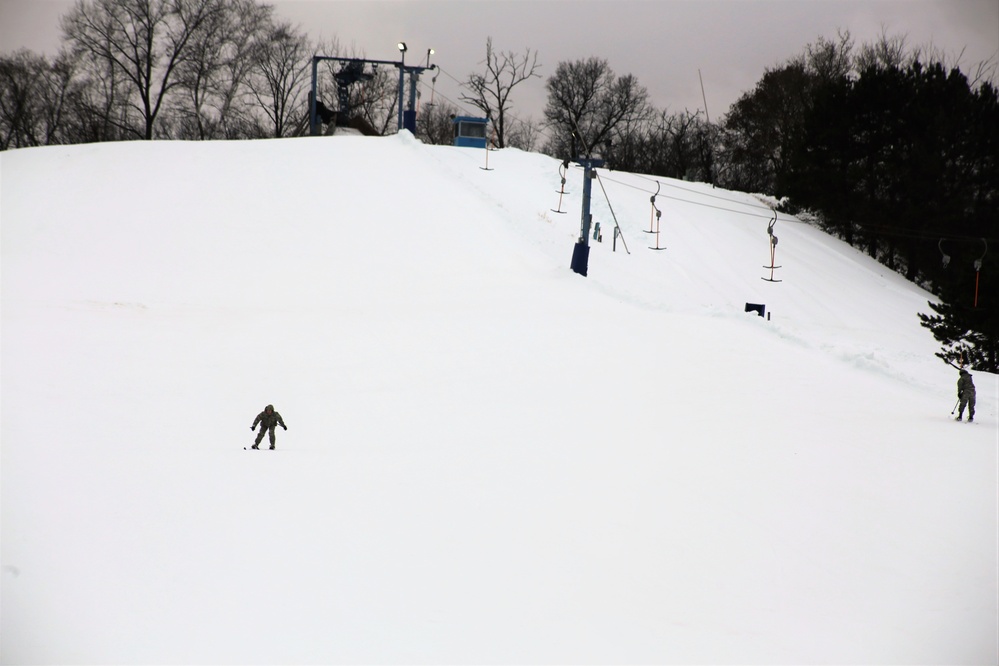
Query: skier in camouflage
xmin=956 ymin=368 xmax=976 ymax=422
xmin=251 ymin=404 xmax=287 ymax=449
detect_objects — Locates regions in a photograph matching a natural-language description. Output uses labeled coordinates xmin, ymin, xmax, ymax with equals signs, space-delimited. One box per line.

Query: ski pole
xmin=951 ymin=399 xmax=960 ymax=415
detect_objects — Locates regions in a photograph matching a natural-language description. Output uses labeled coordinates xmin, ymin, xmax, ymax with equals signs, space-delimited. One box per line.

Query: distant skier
xmin=251 ymin=404 xmax=287 ymax=449
xmin=956 ymin=368 xmax=976 ymax=422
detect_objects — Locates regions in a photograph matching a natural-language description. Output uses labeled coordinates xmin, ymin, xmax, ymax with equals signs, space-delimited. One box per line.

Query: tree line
xmin=0 ymin=0 xmax=317 ymax=143
xmin=3 ymin=1 xmax=996 ymax=369
xmin=719 ymin=32 xmax=998 ymax=371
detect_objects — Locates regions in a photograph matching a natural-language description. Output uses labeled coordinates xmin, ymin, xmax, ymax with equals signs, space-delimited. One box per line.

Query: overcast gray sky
xmin=2 ymin=0 xmax=997 ymax=125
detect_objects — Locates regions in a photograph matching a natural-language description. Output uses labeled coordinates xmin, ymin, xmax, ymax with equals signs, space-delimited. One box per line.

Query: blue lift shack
xmin=452 ymin=116 xmax=488 ymax=148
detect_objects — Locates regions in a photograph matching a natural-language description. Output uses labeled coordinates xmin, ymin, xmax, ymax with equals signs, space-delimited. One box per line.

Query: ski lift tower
xmin=397 ymin=42 xmax=437 ymax=132
xmin=570 ymin=156 xmax=604 ymax=277
xmin=308 ymin=44 xmax=436 ymax=136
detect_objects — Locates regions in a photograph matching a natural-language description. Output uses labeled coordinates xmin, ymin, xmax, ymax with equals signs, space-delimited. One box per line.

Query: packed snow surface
xmin=2 ymin=132 xmax=996 ymax=664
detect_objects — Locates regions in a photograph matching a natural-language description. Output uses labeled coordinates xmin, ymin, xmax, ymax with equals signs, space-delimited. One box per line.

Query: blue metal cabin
xmin=452 ymin=116 xmax=488 ymax=148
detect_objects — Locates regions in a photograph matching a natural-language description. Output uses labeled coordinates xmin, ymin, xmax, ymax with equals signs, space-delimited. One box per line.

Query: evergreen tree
xmin=919 ymin=248 xmax=999 ymax=372
xmin=783 ymin=56 xmax=998 ymax=371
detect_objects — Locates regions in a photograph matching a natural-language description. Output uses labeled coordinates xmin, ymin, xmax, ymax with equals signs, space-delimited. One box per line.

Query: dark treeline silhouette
xmin=717 ymin=32 xmax=997 ymax=371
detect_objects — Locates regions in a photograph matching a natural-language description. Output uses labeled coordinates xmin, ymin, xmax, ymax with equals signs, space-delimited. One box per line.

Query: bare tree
xmin=416 ymin=99 xmax=459 ymax=145
xmin=855 ymin=28 xmax=910 ymax=71
xmin=968 ymin=53 xmax=999 ymax=89
xmin=0 ymin=49 xmax=85 ymax=149
xmin=245 ymin=21 xmax=310 ymax=137
xmin=543 ymin=57 xmax=650 ymax=160
xmin=505 ymin=115 xmax=542 ymax=152
xmin=805 ymin=30 xmax=855 ymax=82
xmin=651 ymin=109 xmax=706 ymax=178
xmin=461 ymin=37 xmax=540 ymax=147
xmin=61 ymin=0 xmax=230 ymax=139
xmin=1 ymin=51 xmax=51 ymax=148
xmin=69 ymin=38 xmax=136 ymax=142
xmin=174 ymin=0 xmax=273 ymax=139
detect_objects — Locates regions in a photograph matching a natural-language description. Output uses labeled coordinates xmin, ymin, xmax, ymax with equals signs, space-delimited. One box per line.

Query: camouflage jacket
xmin=252 ymin=406 xmax=286 ymax=430
xmin=957 ymin=371 xmax=976 ymax=398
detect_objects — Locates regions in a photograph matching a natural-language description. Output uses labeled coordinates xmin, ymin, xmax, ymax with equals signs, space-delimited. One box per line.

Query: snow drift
xmin=2 ymin=132 xmax=996 ymax=664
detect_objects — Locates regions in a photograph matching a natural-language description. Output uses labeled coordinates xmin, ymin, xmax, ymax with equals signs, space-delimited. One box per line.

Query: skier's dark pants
xmin=255 ymin=426 xmax=277 ymax=447
xmin=959 ymin=393 xmax=976 ymax=420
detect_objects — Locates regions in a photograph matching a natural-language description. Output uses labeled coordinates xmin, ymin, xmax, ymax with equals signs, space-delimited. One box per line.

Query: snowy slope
xmin=2 ymin=133 xmax=996 ymax=664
